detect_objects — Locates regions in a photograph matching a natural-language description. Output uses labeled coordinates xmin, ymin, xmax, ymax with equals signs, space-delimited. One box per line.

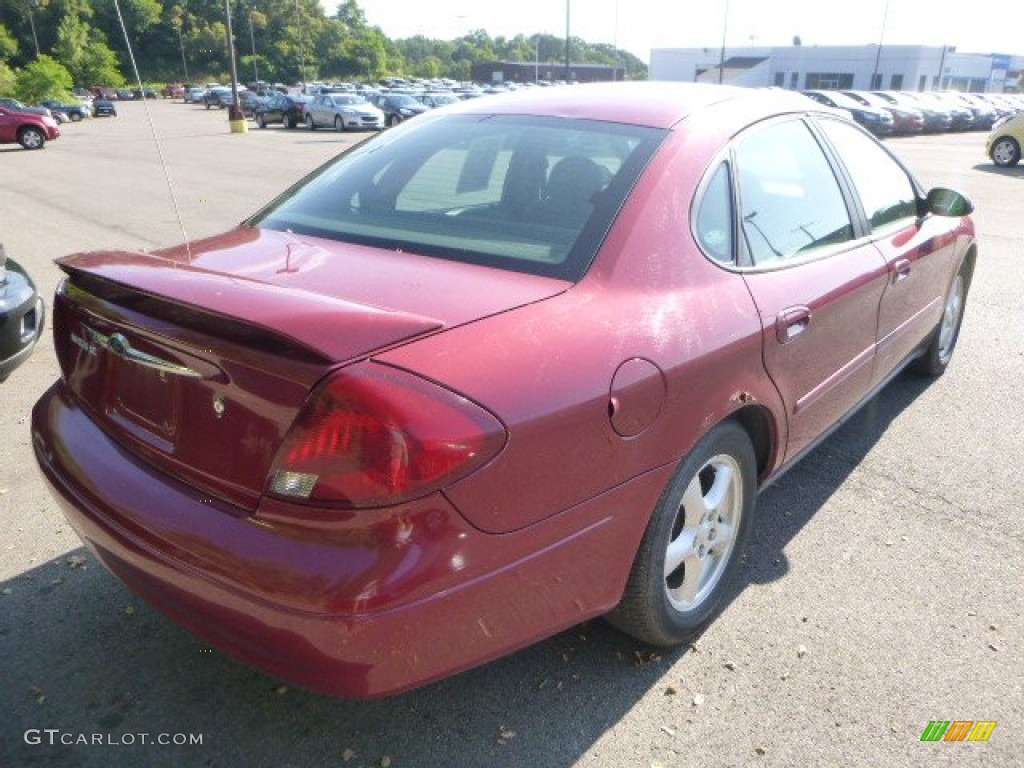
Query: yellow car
xmin=987 ymin=113 xmax=1024 ymax=167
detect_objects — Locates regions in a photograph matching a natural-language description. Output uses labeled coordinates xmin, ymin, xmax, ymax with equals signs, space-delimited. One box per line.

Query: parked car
xmin=90 ymin=86 xmax=118 ymax=101
xmin=186 ymin=87 xmax=207 ymax=104
xmin=39 ymin=99 xmax=91 ymax=122
xmin=371 ymin=92 xmax=428 ymax=126
xmin=986 ymin=112 xmax=1024 ymax=166
xmin=904 ymin=92 xmax=973 ymax=131
xmin=32 ymin=83 xmax=976 ymax=699
xmin=0 ymin=104 xmax=60 ymax=148
xmin=164 ymin=84 xmax=185 ymax=100
xmin=873 ymin=91 xmax=952 ymax=133
xmin=304 ymin=93 xmax=384 ymax=131
xmin=237 ymin=90 xmax=265 ymax=117
xmin=253 ymin=93 xmax=310 ymax=129
xmin=91 ymin=99 xmax=117 ymax=117
xmin=204 ymin=87 xmax=234 ymax=109
xmin=942 ymin=92 xmax=998 ymax=130
xmin=841 ymin=90 xmax=924 ymax=134
xmin=0 ymin=97 xmax=52 ymax=118
xmin=132 ymin=87 xmax=159 ymax=100
xmin=416 ymin=92 xmax=462 ymax=109
xmin=801 ymin=90 xmax=894 ymax=136
xmin=0 ymin=245 xmax=45 ymax=383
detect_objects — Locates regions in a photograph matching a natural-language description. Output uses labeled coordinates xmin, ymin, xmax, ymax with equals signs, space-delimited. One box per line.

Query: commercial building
xmin=471 ymin=61 xmax=625 ymax=85
xmin=650 ymin=44 xmax=1022 ymax=93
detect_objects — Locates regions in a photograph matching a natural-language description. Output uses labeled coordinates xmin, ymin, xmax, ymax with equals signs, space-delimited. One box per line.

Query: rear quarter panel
xmin=378 ymin=123 xmax=787 ymax=535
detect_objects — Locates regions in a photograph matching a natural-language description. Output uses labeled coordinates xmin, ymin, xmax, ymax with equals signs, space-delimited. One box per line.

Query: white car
xmin=304 ymin=94 xmax=384 ymax=131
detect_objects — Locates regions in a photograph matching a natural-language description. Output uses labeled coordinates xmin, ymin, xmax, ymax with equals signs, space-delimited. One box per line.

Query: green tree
xmin=14 ymin=53 xmax=73 ymax=101
xmin=0 ymin=22 xmax=19 ymax=60
xmin=0 ymin=61 xmax=17 ymax=94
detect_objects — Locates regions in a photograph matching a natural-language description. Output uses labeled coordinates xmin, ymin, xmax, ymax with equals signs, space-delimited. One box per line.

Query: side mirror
xmin=922 ymin=187 xmax=974 ymax=218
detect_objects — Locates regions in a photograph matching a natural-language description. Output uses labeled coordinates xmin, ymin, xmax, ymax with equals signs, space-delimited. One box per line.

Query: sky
xmin=350 ymin=0 xmax=1023 ymax=64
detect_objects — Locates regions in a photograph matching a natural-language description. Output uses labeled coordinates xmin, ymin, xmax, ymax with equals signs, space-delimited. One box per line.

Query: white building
xmin=650 ymin=44 xmax=1022 ymax=93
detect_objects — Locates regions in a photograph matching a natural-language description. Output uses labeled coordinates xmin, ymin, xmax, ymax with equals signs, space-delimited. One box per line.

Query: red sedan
xmin=32 ymin=83 xmax=976 ymax=698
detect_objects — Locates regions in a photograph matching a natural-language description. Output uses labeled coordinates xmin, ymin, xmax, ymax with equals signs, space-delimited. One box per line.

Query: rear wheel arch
xmin=730 ymin=404 xmax=777 ymax=482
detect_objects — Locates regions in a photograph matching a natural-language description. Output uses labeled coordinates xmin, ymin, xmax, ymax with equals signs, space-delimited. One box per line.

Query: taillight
xmin=267 ymin=362 xmax=505 ymax=508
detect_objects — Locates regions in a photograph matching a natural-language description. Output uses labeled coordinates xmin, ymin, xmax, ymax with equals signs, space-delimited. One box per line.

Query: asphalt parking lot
xmin=1 ymin=99 xmax=1021 ymax=767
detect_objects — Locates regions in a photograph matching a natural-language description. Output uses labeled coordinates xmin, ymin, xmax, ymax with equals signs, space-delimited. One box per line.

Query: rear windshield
xmin=251 ymin=113 xmax=665 ymax=280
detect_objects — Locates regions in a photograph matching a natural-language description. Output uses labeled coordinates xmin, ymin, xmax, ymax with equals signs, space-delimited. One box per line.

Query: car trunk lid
xmin=52 ymin=232 xmax=569 ymax=511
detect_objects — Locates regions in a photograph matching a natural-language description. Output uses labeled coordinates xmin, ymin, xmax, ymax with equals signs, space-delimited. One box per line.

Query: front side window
xmin=252 ymin=114 xmax=665 ymax=280
xmin=816 ymin=118 xmax=917 ymax=232
xmin=734 ymin=119 xmax=854 ymax=266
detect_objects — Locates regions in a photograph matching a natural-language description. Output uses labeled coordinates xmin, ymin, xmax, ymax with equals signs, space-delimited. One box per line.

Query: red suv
xmin=0 ymin=105 xmax=60 ymax=149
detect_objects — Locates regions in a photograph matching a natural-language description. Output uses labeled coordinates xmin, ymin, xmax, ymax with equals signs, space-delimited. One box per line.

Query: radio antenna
xmin=112 ymin=0 xmax=193 ymax=262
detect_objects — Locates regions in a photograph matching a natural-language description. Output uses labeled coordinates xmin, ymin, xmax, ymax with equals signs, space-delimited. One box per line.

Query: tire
xmin=257 ymin=113 xmax=267 ymax=129
xmin=386 ymin=115 xmax=398 ymax=128
xmin=70 ymin=112 xmax=82 ymax=122
xmin=912 ymin=262 xmax=971 ymax=377
xmin=990 ymin=136 xmax=1021 ymax=167
xmin=283 ymin=114 xmax=294 ymax=129
xmin=334 ymin=115 xmax=346 ymax=132
xmin=607 ymin=421 xmax=756 ymax=646
xmin=306 ymin=114 xmax=316 ymax=130
xmin=18 ymin=127 xmax=45 ymax=150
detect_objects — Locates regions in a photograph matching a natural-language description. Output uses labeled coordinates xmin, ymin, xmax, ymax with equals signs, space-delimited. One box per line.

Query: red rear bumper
xmin=32 ymin=380 xmax=666 ymax=697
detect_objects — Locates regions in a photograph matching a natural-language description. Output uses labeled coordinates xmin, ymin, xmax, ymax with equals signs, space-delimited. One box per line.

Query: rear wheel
xmin=334 ymin=115 xmax=345 ymax=132
xmin=18 ymin=127 xmax=45 ymax=150
xmin=283 ymin=114 xmax=294 ymax=129
xmin=912 ymin=263 xmax=971 ymax=377
xmin=257 ymin=113 xmax=267 ymax=129
xmin=70 ymin=112 xmax=82 ymax=122
xmin=306 ymin=114 xmax=316 ymax=130
xmin=607 ymin=421 xmax=756 ymax=646
xmin=991 ymin=136 xmax=1021 ymax=167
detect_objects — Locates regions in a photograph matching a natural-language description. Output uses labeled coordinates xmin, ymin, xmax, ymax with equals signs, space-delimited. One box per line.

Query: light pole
xmin=175 ymin=10 xmax=190 ymax=83
xmin=564 ymin=0 xmax=570 ymax=82
xmin=871 ymin=0 xmax=891 ymax=90
xmin=223 ymin=0 xmax=244 ymax=129
xmin=26 ymin=0 xmax=41 ymax=58
xmin=295 ymin=0 xmax=306 ymax=89
xmin=248 ymin=7 xmax=259 ymax=85
xmin=718 ymin=0 xmax=730 ymax=84
xmin=534 ymin=34 xmax=540 ymax=83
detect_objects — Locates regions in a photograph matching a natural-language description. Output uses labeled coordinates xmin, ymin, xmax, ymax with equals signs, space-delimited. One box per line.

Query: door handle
xmin=775 ymin=306 xmax=811 ymax=344
xmin=892 ymin=258 xmax=912 ymax=284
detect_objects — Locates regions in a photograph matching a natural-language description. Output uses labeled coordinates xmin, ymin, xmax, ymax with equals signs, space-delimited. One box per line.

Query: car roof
xmin=444 ymin=82 xmax=821 ymax=129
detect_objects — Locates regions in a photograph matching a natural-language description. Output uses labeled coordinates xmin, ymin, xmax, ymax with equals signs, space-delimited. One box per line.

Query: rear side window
xmin=252 ymin=114 xmax=665 ymax=280
xmin=695 ymin=163 xmax=735 ymax=264
xmin=817 ymin=118 xmax=918 ymax=232
xmin=734 ymin=119 xmax=854 ymax=266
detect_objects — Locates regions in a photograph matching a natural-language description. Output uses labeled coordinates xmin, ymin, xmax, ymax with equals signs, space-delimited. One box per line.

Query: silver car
xmin=304 ymin=94 xmax=384 ymax=131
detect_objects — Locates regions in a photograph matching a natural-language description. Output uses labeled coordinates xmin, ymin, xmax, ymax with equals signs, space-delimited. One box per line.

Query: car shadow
xmin=1 ymin=372 xmax=931 ymax=768
xmin=971 ymin=163 xmax=1024 ymax=177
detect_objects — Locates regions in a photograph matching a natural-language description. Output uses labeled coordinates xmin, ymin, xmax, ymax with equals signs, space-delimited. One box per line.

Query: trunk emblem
xmin=82 ymin=325 xmax=204 ymax=379
xmin=213 ymin=397 xmax=226 ymax=418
